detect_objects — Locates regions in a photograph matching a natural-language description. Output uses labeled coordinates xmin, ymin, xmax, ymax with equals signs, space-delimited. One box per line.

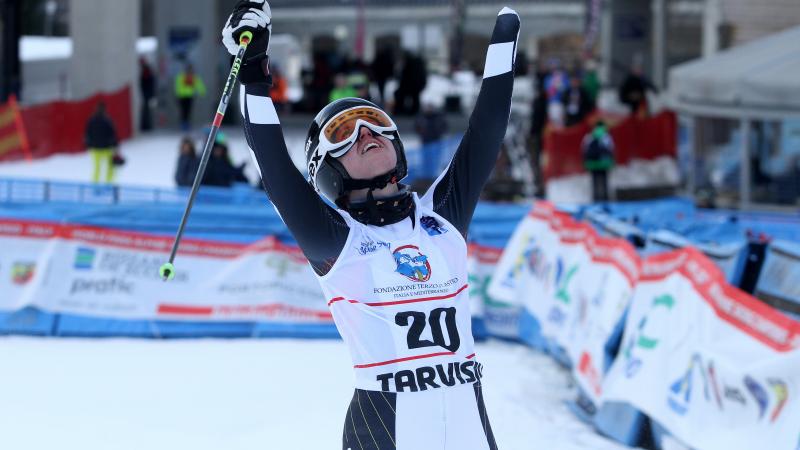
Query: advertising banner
xmin=488 ymin=201 xmax=556 ymax=304
xmin=602 ymin=248 xmax=800 ymax=450
xmin=0 ymin=220 xmax=57 ymax=311
xmin=469 ymin=243 xmax=520 ymax=339
xmin=562 ymin=229 xmax=640 ymax=403
xmin=505 ymin=205 xmax=638 ymax=403
xmin=1 ymin=219 xmax=331 ymax=324
xmin=486 ymin=202 xmax=639 ymax=402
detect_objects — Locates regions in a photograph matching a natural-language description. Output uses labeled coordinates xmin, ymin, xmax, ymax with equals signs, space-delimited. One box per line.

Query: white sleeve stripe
xmin=248 ymin=147 xmax=262 ymax=175
xmin=246 ymin=94 xmax=280 ymax=124
xmin=498 ymin=6 xmax=517 ymax=17
xmin=482 ymin=42 xmax=514 ymax=79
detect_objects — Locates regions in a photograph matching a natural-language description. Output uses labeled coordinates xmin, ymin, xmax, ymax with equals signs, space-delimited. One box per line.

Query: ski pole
xmin=159 ymin=31 xmax=253 ymax=281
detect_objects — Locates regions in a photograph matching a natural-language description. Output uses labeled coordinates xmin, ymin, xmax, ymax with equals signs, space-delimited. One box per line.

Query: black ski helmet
xmin=305 ymin=98 xmax=407 ymax=206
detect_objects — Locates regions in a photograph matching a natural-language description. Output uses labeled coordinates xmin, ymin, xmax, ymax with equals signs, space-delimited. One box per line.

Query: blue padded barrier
xmin=593 ymin=401 xmax=649 ymax=447
xmin=754 ymin=240 xmax=800 ymax=320
xmin=0 ymin=307 xmax=57 ymax=336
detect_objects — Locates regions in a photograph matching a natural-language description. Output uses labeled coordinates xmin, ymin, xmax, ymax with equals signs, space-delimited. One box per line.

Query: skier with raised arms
xmin=221 ymin=1 xmax=520 ymax=448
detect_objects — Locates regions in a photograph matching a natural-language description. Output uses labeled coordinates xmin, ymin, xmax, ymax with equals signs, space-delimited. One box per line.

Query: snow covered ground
xmin=0 ymin=337 xmax=631 ymax=450
xmin=0 ymin=129 xmax=298 ymax=189
xmin=0 ymin=127 xmax=423 ymax=190
xmin=547 ymin=156 xmax=680 ymax=205
xmin=0 ymin=130 xmax=637 ymax=450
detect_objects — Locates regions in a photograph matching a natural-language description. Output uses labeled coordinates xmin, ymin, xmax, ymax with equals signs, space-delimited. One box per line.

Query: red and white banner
xmin=489 ymin=202 xmax=800 ymax=448
xmin=489 ymin=201 xmax=639 ymax=402
xmin=0 ymin=219 xmax=331 ymax=323
xmin=469 ymin=243 xmax=520 ymax=339
xmin=602 ymin=248 xmax=800 ymax=450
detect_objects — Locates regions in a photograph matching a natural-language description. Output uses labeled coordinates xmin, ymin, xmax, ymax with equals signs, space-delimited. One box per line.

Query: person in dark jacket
xmin=562 ymin=73 xmax=594 ymax=127
xmin=530 ymin=80 xmax=549 ymax=197
xmin=85 ymin=102 xmax=119 ymax=183
xmin=414 ymin=99 xmax=449 ymax=180
xmin=618 ymin=62 xmax=657 ymax=116
xmin=394 ymin=51 xmax=427 ymax=115
xmin=174 ymin=137 xmax=199 ymax=187
xmin=201 ymin=142 xmax=248 ymax=187
xmin=371 ymin=48 xmax=395 ymax=106
xmin=139 ymin=57 xmax=156 ymax=131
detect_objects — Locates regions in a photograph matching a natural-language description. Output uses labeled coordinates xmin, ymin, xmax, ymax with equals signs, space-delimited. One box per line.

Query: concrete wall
xmin=69 ymin=0 xmax=140 ymax=104
xmin=152 ymin=0 xmax=223 ymax=128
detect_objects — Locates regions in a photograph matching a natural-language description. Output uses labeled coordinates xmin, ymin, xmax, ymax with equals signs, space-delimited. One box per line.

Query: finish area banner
xmin=0 ymin=219 xmax=331 ymax=323
xmin=602 ymin=248 xmax=800 ymax=450
xmin=488 ymin=201 xmax=640 ymax=403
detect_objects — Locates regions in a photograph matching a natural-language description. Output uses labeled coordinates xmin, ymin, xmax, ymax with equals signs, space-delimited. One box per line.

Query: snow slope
xmin=0 ymin=337 xmax=631 ymax=450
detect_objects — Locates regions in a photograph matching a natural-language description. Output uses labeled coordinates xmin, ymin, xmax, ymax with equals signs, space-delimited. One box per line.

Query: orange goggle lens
xmin=322 ymin=107 xmax=395 ymax=145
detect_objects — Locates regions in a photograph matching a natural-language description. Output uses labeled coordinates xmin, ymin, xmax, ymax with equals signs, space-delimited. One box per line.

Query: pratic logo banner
xmin=602 ymin=248 xmax=800 ymax=450
xmin=0 ymin=219 xmax=331 ymax=323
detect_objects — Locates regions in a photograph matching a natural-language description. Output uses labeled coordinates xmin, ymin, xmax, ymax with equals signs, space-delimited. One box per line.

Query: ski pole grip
xmin=239 ymin=31 xmax=253 ymax=46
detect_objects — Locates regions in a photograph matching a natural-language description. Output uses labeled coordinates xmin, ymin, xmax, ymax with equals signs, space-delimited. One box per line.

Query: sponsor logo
xmin=74 ymin=247 xmax=96 ymax=270
xmin=622 ymin=294 xmax=675 ymax=378
xmin=744 ymin=376 xmax=769 ymax=420
xmin=591 ymin=273 xmax=609 ymax=307
xmin=376 ymin=360 xmax=483 ymax=392
xmin=69 ymin=277 xmax=133 ymax=295
xmin=420 ymin=216 xmax=447 ymax=236
xmin=95 ymin=251 xmax=188 ymax=282
xmin=707 ymin=361 xmax=724 ymax=410
xmin=264 ymin=255 xmax=302 ymax=277
xmin=11 ymin=262 xmax=35 ymax=285
xmin=667 ymin=354 xmax=709 ymax=416
xmin=501 ymin=235 xmax=543 ymax=289
xmin=554 ymin=259 xmax=579 ymax=304
xmin=547 ymin=306 xmax=566 ymax=326
xmin=578 ymin=351 xmax=602 ymax=396
xmin=393 ymin=245 xmax=431 ymax=282
xmin=724 ymin=385 xmax=747 ymax=406
xmin=307 ymin=141 xmax=322 ymax=181
xmin=768 ymin=378 xmax=788 ymax=422
xmin=373 ymin=277 xmax=460 ymax=299
xmin=357 ymin=237 xmax=390 ymax=256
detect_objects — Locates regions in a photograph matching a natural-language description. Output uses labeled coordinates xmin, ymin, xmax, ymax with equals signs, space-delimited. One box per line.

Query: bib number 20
xmin=395 ymin=307 xmax=460 ymax=352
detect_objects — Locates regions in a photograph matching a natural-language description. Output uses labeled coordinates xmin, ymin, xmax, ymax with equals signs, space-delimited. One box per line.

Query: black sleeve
xmin=423 ymin=9 xmax=520 ymax=236
xmin=240 ymin=83 xmax=349 ymax=275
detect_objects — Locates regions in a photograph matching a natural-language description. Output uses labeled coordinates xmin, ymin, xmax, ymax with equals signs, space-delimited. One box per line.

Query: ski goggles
xmin=319 ymin=106 xmax=397 ymax=158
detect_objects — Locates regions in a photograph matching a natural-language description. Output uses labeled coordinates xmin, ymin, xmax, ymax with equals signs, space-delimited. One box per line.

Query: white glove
xmin=221 ymin=0 xmax=272 ymax=56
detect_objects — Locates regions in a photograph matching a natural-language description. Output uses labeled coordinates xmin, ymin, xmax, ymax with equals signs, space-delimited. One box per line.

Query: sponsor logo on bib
xmin=393 ymin=245 xmax=431 ymax=282
xmin=420 ymin=216 xmax=447 ymax=236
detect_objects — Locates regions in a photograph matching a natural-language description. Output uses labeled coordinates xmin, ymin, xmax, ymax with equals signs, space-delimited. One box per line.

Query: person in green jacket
xmin=581 ymin=120 xmax=615 ymax=202
xmin=328 ymin=74 xmax=358 ymax=102
xmin=581 ymin=58 xmax=600 ymax=107
xmin=174 ymin=63 xmax=206 ymax=131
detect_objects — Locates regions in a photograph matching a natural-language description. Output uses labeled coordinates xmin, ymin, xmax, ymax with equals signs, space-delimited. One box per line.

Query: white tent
xmin=668 ymin=26 xmax=800 ymax=208
xmin=670 ymin=25 xmax=800 ymax=117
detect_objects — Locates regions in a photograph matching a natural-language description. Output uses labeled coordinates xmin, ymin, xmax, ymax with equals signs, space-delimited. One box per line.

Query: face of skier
xmin=338 ymin=125 xmax=397 ymax=181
